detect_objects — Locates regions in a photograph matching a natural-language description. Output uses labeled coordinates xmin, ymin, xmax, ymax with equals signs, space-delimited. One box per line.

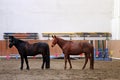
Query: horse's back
xmin=69 ymin=41 xmax=92 ymax=48
xmin=34 ymin=42 xmax=49 ymax=48
xmin=25 ymin=42 xmax=49 ymax=56
xmin=63 ymin=41 xmax=93 ymax=55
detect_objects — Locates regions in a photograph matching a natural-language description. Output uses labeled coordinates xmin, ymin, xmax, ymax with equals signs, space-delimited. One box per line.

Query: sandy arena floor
xmin=0 ymin=58 xmax=120 ymax=80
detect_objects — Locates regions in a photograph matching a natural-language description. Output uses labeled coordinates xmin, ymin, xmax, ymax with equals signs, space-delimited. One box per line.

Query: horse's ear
xmin=52 ymin=35 xmax=54 ymax=38
xmin=52 ymin=35 xmax=56 ymax=38
xmin=9 ymin=36 xmax=14 ymax=39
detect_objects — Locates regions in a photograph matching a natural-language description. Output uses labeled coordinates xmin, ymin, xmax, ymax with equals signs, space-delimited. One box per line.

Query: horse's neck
xmin=57 ymin=38 xmax=68 ymax=49
xmin=15 ymin=40 xmax=27 ymax=49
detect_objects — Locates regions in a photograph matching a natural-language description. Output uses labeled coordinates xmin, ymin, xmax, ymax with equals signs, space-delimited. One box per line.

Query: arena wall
xmin=0 ymin=40 xmax=120 ymax=58
xmin=108 ymin=40 xmax=120 ymax=58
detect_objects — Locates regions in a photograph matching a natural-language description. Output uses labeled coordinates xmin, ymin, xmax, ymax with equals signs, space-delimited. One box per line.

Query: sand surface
xmin=0 ymin=58 xmax=120 ymax=80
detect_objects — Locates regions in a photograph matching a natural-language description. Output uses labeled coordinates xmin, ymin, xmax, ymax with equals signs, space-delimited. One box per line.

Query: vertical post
xmin=48 ymin=34 xmax=50 ymax=40
xmin=106 ymin=40 xmax=108 ymax=49
xmin=98 ymin=40 xmax=100 ymax=49
xmin=0 ymin=41 xmax=1 ymax=59
xmin=83 ymin=33 xmax=85 ymax=40
xmin=93 ymin=40 xmax=95 ymax=48
xmin=70 ymin=34 xmax=72 ymax=40
xmin=102 ymin=40 xmax=105 ymax=51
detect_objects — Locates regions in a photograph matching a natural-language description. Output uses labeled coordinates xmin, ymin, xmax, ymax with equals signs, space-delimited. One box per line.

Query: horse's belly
xmin=26 ymin=52 xmax=35 ymax=56
xmin=26 ymin=50 xmax=38 ymax=56
xmin=68 ymin=50 xmax=82 ymax=55
xmin=69 ymin=52 xmax=81 ymax=55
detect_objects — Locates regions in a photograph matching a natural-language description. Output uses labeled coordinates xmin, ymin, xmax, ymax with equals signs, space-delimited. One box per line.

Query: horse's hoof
xmin=82 ymin=68 xmax=85 ymax=70
xmin=64 ymin=67 xmax=67 ymax=70
xmin=20 ymin=68 xmax=23 ymax=70
xmin=41 ymin=67 xmax=44 ymax=69
xmin=20 ymin=67 xmax=23 ymax=70
xmin=90 ymin=68 xmax=94 ymax=70
xmin=69 ymin=67 xmax=72 ymax=70
xmin=26 ymin=68 xmax=30 ymax=70
xmin=46 ymin=67 xmax=50 ymax=69
xmin=46 ymin=66 xmax=50 ymax=69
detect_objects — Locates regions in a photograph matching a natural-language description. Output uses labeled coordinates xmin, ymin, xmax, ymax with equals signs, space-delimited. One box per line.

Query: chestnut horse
xmin=9 ymin=36 xmax=50 ymax=70
xmin=51 ymin=35 xmax=94 ymax=70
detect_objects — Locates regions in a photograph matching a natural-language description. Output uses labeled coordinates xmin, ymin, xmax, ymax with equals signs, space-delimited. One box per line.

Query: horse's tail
xmin=45 ymin=44 xmax=50 ymax=68
xmin=90 ymin=46 xmax=94 ymax=69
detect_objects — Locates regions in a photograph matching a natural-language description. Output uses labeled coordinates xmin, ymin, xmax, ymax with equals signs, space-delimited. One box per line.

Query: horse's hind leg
xmin=41 ymin=55 xmax=46 ymax=69
xmin=24 ymin=56 xmax=30 ymax=70
xmin=45 ymin=54 xmax=50 ymax=69
xmin=82 ymin=53 xmax=89 ymax=70
xmin=90 ymin=52 xmax=94 ymax=70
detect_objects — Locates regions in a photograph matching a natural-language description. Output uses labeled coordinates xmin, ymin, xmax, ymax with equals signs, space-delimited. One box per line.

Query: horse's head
xmin=9 ymin=36 xmax=16 ymax=48
xmin=51 ymin=35 xmax=58 ymax=47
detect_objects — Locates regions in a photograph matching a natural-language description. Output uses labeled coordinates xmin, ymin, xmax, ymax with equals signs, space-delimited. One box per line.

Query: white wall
xmin=111 ymin=0 xmax=120 ymax=40
xmin=0 ymin=0 xmax=113 ymax=40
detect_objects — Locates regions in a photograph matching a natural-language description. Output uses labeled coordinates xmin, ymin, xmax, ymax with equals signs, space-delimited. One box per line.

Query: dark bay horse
xmin=9 ymin=36 xmax=50 ymax=70
xmin=51 ymin=35 xmax=94 ymax=70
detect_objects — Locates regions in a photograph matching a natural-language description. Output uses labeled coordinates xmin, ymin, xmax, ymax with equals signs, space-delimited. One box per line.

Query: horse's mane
xmin=56 ymin=36 xmax=72 ymax=46
xmin=14 ymin=38 xmax=27 ymax=43
xmin=56 ymin=37 xmax=71 ymax=42
xmin=56 ymin=37 xmax=66 ymax=41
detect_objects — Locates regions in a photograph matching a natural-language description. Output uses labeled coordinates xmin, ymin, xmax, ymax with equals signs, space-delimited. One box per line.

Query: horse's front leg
xmin=64 ymin=54 xmax=68 ymax=69
xmin=20 ymin=56 xmax=24 ymax=70
xmin=68 ymin=55 xmax=72 ymax=69
xmin=24 ymin=55 xmax=30 ymax=70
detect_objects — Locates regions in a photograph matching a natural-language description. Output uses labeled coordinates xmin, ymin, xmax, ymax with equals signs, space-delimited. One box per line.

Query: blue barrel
xmin=98 ymin=48 xmax=103 ymax=58
xmin=104 ymin=48 xmax=109 ymax=58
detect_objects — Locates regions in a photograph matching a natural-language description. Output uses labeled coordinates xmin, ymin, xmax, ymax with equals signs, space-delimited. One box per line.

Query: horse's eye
xmin=13 ymin=41 xmax=15 ymax=44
